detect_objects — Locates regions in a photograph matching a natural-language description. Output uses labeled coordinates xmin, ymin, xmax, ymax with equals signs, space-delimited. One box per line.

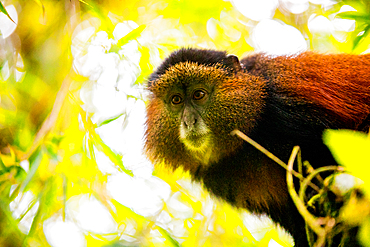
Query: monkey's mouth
xmin=182 ymin=133 xmax=210 ymax=150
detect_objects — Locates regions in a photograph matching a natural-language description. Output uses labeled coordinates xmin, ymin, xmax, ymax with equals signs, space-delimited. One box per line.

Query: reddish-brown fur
xmin=247 ymin=52 xmax=370 ymax=128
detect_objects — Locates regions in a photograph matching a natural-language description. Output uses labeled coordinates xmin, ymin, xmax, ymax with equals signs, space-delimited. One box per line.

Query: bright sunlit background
xmin=0 ymin=0 xmax=369 ymax=246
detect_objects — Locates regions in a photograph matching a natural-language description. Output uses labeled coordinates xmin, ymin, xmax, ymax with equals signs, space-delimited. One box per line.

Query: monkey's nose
xmin=183 ymin=117 xmax=197 ymax=129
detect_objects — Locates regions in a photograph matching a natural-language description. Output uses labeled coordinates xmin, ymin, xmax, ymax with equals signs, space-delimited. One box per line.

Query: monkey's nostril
xmin=184 ymin=118 xmax=197 ymax=129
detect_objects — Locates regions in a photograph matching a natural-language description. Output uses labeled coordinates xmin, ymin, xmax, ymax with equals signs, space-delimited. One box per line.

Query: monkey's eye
xmin=171 ymin=95 xmax=183 ymax=105
xmin=193 ymin=90 xmax=206 ymax=100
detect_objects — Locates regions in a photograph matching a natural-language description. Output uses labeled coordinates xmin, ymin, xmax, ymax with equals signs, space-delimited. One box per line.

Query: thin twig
xmin=299 ymin=166 xmax=344 ymax=203
xmin=231 ymin=129 xmax=319 ymax=191
xmin=231 ymin=130 xmax=303 ymax=179
xmin=286 ymin=146 xmax=326 ymax=240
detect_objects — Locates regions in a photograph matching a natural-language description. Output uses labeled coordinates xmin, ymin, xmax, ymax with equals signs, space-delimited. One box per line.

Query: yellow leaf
xmin=359 ymin=218 xmax=370 ymax=247
xmin=85 ymin=234 xmax=104 ymax=247
xmin=0 ymin=153 xmax=15 ymax=167
xmin=323 ymin=130 xmax=370 ymax=189
xmin=339 ymin=190 xmax=370 ymax=226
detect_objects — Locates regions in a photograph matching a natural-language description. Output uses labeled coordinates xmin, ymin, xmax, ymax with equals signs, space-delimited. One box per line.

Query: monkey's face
xmin=168 ymin=78 xmax=215 ymax=164
xmin=176 ymin=88 xmax=211 ymax=150
xmin=145 ymin=61 xmax=265 ymax=170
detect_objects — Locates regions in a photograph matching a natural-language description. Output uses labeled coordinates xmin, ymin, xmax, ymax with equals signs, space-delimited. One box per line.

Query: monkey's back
xmin=244 ymin=52 xmax=370 ymax=130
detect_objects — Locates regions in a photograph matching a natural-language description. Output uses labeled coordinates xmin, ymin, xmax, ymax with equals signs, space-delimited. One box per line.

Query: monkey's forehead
xmin=147 ymin=61 xmax=230 ymax=94
xmin=149 ymin=48 xmax=229 ymax=80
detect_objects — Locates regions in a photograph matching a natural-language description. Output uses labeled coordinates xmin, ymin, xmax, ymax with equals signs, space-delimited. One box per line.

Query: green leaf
xmin=82 ymin=1 xmax=114 ymax=36
xmin=20 ymin=150 xmax=43 ymax=192
xmin=337 ymin=11 xmax=370 ymax=21
xmin=342 ymin=0 xmax=366 ymax=12
xmin=79 ymin=109 xmax=133 ymax=177
xmin=0 ymin=1 xmax=15 ymax=23
xmin=135 ymin=45 xmax=153 ymax=85
xmin=156 ymin=225 xmax=181 ymax=247
xmin=111 ymin=199 xmax=147 ymax=224
xmin=78 ymin=0 xmax=92 ymax=7
xmin=110 ymin=25 xmax=146 ymax=54
xmin=93 ymin=132 xmax=134 ymax=177
xmin=97 ymin=112 xmax=126 ymax=127
xmin=353 ymin=25 xmax=370 ymax=50
xmin=118 ymin=25 xmax=146 ymax=46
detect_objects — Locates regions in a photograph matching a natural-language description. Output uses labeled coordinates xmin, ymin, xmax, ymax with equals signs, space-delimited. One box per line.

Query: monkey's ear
xmin=225 ymin=54 xmax=242 ymax=73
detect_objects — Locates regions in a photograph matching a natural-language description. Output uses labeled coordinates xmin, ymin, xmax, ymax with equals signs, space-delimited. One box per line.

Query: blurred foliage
xmin=0 ymin=0 xmax=370 ymax=246
xmin=0 ymin=1 xmax=15 ymax=23
xmin=322 ymin=130 xmax=370 ymax=246
xmin=337 ymin=0 xmax=370 ymax=51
